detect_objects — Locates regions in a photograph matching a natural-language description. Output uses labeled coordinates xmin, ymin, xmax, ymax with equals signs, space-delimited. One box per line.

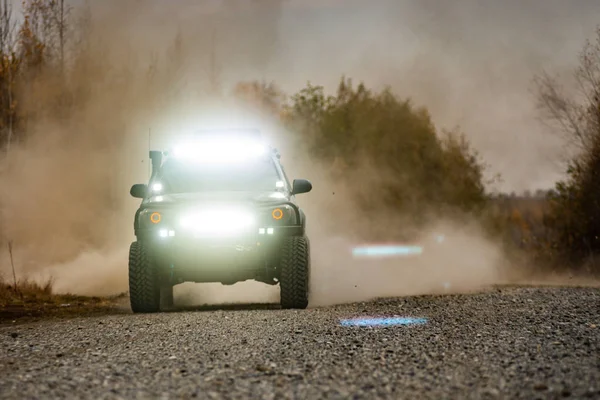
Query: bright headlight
xmin=179 ymin=207 xmax=256 ymax=236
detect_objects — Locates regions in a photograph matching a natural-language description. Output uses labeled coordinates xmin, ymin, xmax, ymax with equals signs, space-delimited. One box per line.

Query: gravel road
xmin=1 ymin=286 xmax=599 ymax=399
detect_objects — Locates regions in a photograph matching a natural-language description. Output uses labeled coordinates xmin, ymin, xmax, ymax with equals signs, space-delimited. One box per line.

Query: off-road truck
xmin=128 ymin=131 xmax=312 ymax=313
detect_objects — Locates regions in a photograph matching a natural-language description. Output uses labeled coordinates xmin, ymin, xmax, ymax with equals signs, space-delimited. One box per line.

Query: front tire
xmin=129 ymin=241 xmax=160 ymax=313
xmin=279 ymin=236 xmax=310 ymax=309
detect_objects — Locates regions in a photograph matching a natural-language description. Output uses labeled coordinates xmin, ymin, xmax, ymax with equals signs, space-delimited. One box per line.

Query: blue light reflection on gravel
xmin=340 ymin=317 xmax=428 ymax=327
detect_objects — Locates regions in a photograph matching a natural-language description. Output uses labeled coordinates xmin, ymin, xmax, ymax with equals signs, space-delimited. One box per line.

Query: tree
xmin=534 ymin=26 xmax=600 ymax=272
xmin=21 ymin=0 xmax=70 ymax=69
xmin=0 ymin=0 xmax=18 ymax=150
xmin=18 ymin=14 xmax=45 ymax=74
xmin=283 ymin=77 xmax=489 ymax=234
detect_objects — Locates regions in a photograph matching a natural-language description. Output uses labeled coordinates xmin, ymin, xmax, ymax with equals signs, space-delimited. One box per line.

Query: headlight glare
xmin=179 ymin=207 xmax=256 ymax=237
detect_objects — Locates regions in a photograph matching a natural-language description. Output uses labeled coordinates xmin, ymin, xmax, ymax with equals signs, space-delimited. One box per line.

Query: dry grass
xmin=0 ymin=276 xmax=128 ymax=325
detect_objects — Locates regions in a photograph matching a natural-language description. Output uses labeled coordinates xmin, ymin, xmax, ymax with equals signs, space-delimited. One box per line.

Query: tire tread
xmin=279 ymin=236 xmax=310 ymax=309
xmin=129 ymin=241 xmax=160 ymax=313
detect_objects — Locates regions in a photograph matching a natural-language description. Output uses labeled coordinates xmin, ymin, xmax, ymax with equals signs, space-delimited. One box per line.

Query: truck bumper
xmin=137 ymin=226 xmax=303 ymax=284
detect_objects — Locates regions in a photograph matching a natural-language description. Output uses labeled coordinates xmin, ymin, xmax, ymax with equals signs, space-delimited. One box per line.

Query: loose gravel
xmin=0 ymin=286 xmax=599 ymax=399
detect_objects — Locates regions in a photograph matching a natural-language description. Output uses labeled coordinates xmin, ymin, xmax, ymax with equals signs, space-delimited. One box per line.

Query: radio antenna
xmin=148 ymin=128 xmax=151 ymax=178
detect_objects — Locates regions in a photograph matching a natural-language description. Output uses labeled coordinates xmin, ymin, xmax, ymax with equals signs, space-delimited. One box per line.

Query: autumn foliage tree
xmin=274 ymin=78 xmax=489 ymax=236
xmin=535 ymin=26 xmax=600 ymax=273
xmin=0 ymin=0 xmax=18 ymax=149
xmin=0 ymin=0 xmax=71 ymax=149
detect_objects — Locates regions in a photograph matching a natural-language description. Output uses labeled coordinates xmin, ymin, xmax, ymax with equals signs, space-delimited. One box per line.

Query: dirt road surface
xmin=0 ymin=286 xmax=599 ymax=399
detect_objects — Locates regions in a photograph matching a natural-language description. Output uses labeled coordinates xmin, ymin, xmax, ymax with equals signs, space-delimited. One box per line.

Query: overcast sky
xmin=11 ymin=0 xmax=600 ymax=192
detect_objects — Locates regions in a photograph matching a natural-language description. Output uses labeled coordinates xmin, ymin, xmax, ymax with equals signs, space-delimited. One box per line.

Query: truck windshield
xmin=156 ymin=158 xmax=283 ymax=193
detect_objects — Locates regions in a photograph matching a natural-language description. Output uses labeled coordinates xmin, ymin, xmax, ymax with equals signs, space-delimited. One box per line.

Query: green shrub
xmin=281 ymin=77 xmax=489 ymax=228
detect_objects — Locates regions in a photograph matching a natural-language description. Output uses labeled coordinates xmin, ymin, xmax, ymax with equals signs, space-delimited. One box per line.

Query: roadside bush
xmin=279 ymin=78 xmax=489 ymax=235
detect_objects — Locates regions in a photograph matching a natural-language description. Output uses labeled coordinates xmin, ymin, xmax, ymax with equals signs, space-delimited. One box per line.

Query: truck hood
xmin=145 ymin=191 xmax=291 ymax=207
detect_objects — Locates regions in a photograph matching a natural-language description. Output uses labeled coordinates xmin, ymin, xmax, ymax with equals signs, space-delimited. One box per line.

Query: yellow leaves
xmin=0 ymin=55 xmax=20 ymax=77
xmin=18 ymin=14 xmax=46 ymax=69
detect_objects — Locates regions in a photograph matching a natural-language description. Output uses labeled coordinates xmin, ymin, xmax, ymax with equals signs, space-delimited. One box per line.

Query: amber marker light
xmin=150 ymin=212 xmax=162 ymax=224
xmin=272 ymin=208 xmax=284 ymax=220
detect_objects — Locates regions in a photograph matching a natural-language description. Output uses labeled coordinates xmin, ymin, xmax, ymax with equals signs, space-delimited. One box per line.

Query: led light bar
xmin=170 ymin=134 xmax=268 ymax=164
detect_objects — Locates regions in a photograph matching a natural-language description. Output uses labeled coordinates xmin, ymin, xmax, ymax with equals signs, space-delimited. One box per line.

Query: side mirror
xmin=291 ymin=179 xmax=312 ymax=195
xmin=130 ymin=184 xmax=148 ymax=199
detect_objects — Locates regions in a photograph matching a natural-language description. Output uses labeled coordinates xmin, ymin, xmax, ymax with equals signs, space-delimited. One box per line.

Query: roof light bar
xmin=170 ymin=134 xmax=269 ymax=164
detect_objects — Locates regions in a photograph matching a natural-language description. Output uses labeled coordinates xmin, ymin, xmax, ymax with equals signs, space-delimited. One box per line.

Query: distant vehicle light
xmin=352 ymin=245 xmax=423 ymax=258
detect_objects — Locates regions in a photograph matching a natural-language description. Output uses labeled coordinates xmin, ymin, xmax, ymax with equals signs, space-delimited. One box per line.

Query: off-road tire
xmin=279 ymin=236 xmax=310 ymax=309
xmin=129 ymin=241 xmax=160 ymax=313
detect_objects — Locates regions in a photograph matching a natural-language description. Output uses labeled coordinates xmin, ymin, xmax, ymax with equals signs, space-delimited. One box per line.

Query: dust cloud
xmin=0 ymin=0 xmax=597 ymax=305
xmin=308 ymin=221 xmax=507 ymax=307
xmin=278 ymin=134 xmax=509 ymax=307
